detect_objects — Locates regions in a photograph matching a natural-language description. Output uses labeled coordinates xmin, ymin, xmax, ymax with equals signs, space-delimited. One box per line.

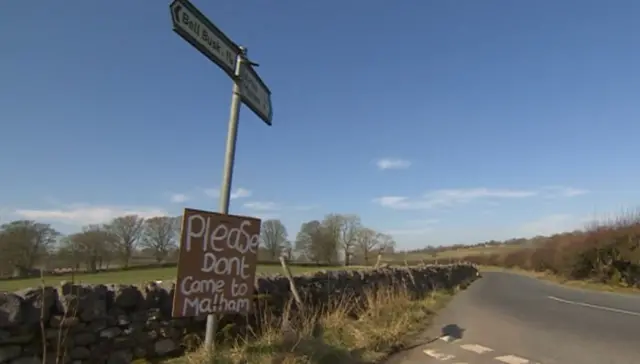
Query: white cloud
xmin=14 ymin=204 xmax=168 ymax=225
xmin=232 ymin=188 xmax=252 ymax=199
xmin=431 ymin=188 xmax=537 ymax=200
xmin=376 ymin=158 xmax=412 ymax=170
xmin=542 ymin=186 xmax=589 ymax=198
xmin=243 ymin=201 xmax=280 ymax=211
xmin=373 ymin=186 xmax=587 ymax=210
xmin=169 ymin=193 xmax=189 ymax=203
xmin=373 ymin=196 xmax=412 ymax=208
xmin=204 ymin=187 xmax=252 ymax=200
xmin=373 ymin=188 xmax=537 ymax=210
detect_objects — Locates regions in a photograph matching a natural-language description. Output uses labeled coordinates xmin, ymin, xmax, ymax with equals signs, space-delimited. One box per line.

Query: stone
xmin=73 ymin=332 xmax=96 ymax=346
xmin=0 ymin=346 xmax=21 ymax=363
xmin=99 ymin=327 xmax=121 ymax=339
xmin=0 ymin=264 xmax=478 ymax=364
xmin=106 ymin=351 xmax=132 ymax=364
xmin=69 ymin=347 xmax=90 ymax=360
xmin=0 ymin=293 xmax=23 ymax=329
xmin=154 ymin=339 xmax=177 ymax=356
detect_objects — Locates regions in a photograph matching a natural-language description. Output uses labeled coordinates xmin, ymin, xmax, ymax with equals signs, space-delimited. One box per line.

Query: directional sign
xmin=239 ymin=64 xmax=273 ymax=125
xmin=170 ymin=0 xmax=273 ymax=125
xmin=170 ymin=0 xmax=240 ymax=78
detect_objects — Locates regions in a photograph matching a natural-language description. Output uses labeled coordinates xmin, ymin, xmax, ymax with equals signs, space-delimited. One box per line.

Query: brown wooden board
xmin=171 ymin=208 xmax=261 ymax=317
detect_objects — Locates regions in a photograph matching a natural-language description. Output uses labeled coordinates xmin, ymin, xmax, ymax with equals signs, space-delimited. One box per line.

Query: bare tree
xmin=321 ymin=214 xmax=343 ymax=264
xmin=356 ymin=227 xmax=379 ymax=265
xmin=295 ymin=220 xmax=338 ymax=264
xmin=338 ymin=214 xmax=361 ymax=266
xmin=294 ymin=221 xmax=317 ymax=262
xmin=282 ymin=240 xmax=293 ymax=260
xmin=0 ymin=220 xmax=60 ymax=274
xmin=260 ymin=219 xmax=288 ymax=260
xmin=141 ymin=216 xmax=180 ymax=263
xmin=107 ymin=215 xmax=145 ymax=268
xmin=378 ymin=233 xmax=397 ymax=254
xmin=64 ymin=224 xmax=116 ymax=272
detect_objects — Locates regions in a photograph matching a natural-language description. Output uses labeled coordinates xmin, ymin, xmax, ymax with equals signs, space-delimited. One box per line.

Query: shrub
xmin=463 ymin=209 xmax=640 ymax=287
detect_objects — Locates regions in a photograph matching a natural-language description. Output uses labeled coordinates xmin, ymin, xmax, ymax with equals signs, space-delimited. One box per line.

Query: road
xmin=387 ymin=271 xmax=640 ymax=364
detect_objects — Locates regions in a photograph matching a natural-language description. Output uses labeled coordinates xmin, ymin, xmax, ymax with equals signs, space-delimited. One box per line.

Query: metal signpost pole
xmin=218 ymin=47 xmax=246 ymax=217
xmin=203 ymin=47 xmax=247 ymax=357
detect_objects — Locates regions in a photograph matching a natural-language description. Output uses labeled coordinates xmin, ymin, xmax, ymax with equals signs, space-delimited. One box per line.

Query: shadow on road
xmin=417 ymin=323 xmax=466 ymax=346
xmin=382 ymin=324 xmax=468 ymax=363
xmin=441 ymin=323 xmax=465 ymax=340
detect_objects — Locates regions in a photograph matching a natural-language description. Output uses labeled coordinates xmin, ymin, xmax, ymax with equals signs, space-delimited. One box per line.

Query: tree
xmin=107 ymin=215 xmax=145 ymax=268
xmin=141 ymin=216 xmax=179 ymax=263
xmin=0 ymin=220 xmax=60 ymax=273
xmin=356 ymin=227 xmax=379 ymax=265
xmin=64 ymin=224 xmax=116 ymax=272
xmin=337 ymin=214 xmax=361 ymax=266
xmin=295 ymin=220 xmax=336 ymax=264
xmin=295 ymin=220 xmax=318 ymax=262
xmin=321 ymin=214 xmax=342 ymax=264
xmin=378 ymin=233 xmax=396 ymax=254
xmin=260 ymin=219 xmax=288 ymax=260
xmin=282 ymin=240 xmax=293 ymax=260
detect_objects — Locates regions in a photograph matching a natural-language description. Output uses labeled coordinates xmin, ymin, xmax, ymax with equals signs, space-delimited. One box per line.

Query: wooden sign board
xmin=171 ymin=208 xmax=261 ymax=317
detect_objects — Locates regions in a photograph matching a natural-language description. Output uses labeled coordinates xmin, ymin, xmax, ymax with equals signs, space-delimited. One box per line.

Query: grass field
xmin=0 ymin=264 xmax=358 ymax=292
xmin=404 ymin=244 xmax=521 ymax=260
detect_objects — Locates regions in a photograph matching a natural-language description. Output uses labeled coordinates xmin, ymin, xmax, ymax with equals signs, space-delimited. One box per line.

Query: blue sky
xmin=2 ymin=0 xmax=640 ymax=249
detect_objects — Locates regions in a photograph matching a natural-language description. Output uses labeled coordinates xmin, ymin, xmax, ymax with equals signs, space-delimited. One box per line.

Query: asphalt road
xmin=387 ymin=271 xmax=640 ymax=364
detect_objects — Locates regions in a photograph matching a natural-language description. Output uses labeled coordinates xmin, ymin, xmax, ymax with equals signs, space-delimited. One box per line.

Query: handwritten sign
xmin=171 ymin=208 xmax=261 ymax=317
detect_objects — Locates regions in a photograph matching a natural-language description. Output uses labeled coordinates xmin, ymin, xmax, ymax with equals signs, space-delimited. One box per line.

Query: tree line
xmin=0 ymin=213 xmax=396 ymax=277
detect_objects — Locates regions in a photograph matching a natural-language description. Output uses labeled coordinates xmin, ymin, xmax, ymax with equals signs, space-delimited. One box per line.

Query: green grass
xmin=0 ymin=265 xmax=362 ymax=292
xmin=402 ymin=245 xmax=521 ymax=260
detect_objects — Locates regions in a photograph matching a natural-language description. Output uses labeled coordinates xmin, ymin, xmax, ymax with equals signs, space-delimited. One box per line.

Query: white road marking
xmin=459 ymin=343 xmax=494 ymax=354
xmin=547 ymin=295 xmax=640 ymax=317
xmin=439 ymin=335 xmax=456 ymax=342
xmin=423 ymin=349 xmax=456 ymax=361
xmin=495 ymin=354 xmax=529 ymax=364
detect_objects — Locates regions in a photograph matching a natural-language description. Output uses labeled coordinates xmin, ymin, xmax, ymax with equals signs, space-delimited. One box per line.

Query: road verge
xmin=175 ymin=288 xmax=454 ymax=364
xmin=478 ymin=265 xmax=640 ymax=294
xmin=173 ymin=274 xmax=479 ymax=363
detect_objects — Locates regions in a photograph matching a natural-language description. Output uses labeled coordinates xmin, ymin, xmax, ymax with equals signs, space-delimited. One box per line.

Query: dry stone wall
xmin=0 ymin=264 xmax=478 ymax=364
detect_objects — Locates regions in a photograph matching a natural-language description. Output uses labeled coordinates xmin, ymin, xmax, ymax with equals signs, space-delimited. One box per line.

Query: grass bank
xmin=459 ymin=210 xmax=640 ymax=293
xmin=171 ymin=286 xmax=457 ymax=364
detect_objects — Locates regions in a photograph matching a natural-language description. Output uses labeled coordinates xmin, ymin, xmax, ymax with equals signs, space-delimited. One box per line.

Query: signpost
xmin=168 ymin=0 xmax=273 ymax=357
xmin=239 ymin=63 xmax=272 ymax=125
xmin=169 ymin=0 xmax=238 ymax=77
xmin=169 ymin=0 xmax=273 ymax=125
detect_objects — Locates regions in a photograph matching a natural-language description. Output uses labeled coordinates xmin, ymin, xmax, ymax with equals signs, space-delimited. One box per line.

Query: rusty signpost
xmin=172 ymin=208 xmax=261 ymax=318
